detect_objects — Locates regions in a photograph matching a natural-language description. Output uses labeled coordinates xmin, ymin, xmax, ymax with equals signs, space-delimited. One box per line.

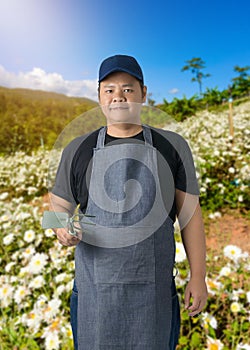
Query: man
xmin=50 ymin=54 xmax=207 ymax=350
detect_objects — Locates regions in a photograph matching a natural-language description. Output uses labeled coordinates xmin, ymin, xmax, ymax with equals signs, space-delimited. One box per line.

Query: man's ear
xmin=142 ymin=85 xmax=147 ymax=103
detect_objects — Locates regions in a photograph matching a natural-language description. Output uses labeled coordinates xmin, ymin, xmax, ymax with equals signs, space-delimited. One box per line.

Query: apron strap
xmin=96 ymin=126 xmax=107 ymax=148
xmin=142 ymin=124 xmax=153 ymax=146
xmin=96 ymin=125 xmax=153 ymax=148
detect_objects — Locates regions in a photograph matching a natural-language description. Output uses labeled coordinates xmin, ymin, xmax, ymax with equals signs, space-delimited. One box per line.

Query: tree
xmin=147 ymin=92 xmax=156 ymax=106
xmin=202 ymin=87 xmax=223 ymax=107
xmin=181 ymin=57 xmax=210 ymax=96
xmin=231 ymin=65 xmax=250 ymax=98
xmin=159 ymin=95 xmax=200 ymax=122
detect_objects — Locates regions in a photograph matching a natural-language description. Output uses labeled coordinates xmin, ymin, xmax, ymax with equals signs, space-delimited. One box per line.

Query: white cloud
xmin=168 ymin=88 xmax=179 ymax=94
xmin=0 ymin=65 xmax=98 ymax=101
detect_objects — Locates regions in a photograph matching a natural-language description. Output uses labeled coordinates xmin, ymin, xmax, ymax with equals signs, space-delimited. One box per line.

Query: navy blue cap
xmin=98 ymin=55 xmax=144 ymax=84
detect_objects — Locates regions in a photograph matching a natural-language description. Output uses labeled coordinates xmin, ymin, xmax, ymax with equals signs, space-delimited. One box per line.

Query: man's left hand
xmin=184 ymin=277 xmax=208 ymax=316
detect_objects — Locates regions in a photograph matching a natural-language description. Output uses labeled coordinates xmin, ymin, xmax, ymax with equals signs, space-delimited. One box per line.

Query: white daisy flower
xmin=236 ymin=343 xmax=250 ymax=350
xmin=5 ymin=262 xmax=15 ymax=273
xmin=43 ymin=317 xmax=61 ymax=335
xmin=175 ymin=242 xmax=186 ymax=263
xmin=3 ymin=233 xmax=14 ymax=245
xmin=19 ymin=266 xmax=29 ymax=277
xmin=61 ymin=324 xmax=73 ymax=338
xmin=206 ymin=278 xmax=223 ymax=295
xmin=16 ymin=212 xmax=31 ymax=220
xmin=206 ymin=335 xmax=224 ymax=350
xmin=174 ymin=274 xmax=187 ymax=287
xmin=45 ymin=228 xmax=55 ymax=237
xmin=44 ymin=332 xmax=60 ymax=350
xmin=25 ymin=310 xmax=42 ymax=331
xmin=34 ymin=294 xmax=48 ymax=310
xmin=0 ymin=192 xmax=9 ymax=200
xmin=0 ymin=284 xmax=14 ymax=307
xmin=228 ymin=167 xmax=235 ymax=174
xmin=54 ymin=284 xmax=65 ymax=297
xmin=54 ymin=273 xmax=68 ymax=284
xmin=27 ymin=186 xmax=37 ymax=195
xmin=24 ymin=229 xmax=35 ymax=243
xmin=21 ymin=245 xmax=36 ymax=260
xmin=0 ymin=214 xmax=10 ymax=223
xmin=65 ymin=280 xmax=74 ymax=293
xmin=27 ymin=252 xmax=48 ymax=274
xmin=43 ymin=298 xmax=61 ymax=321
xmin=11 ymin=250 xmax=19 ymax=261
xmin=231 ymin=289 xmax=244 ymax=301
xmin=223 ymin=245 xmax=242 ymax=261
xmin=230 ymin=301 xmax=242 ymax=313
xmin=246 ymin=291 xmax=250 ymax=303
xmin=219 ymin=266 xmax=231 ymax=277
xmin=173 ymin=220 xmax=180 ymax=234
xmin=202 ymin=312 xmax=218 ymax=330
xmin=238 ymin=195 xmax=244 ymax=202
xmin=29 ymin=275 xmax=45 ymax=289
xmin=2 ymin=221 xmax=11 ymax=229
xmin=14 ymin=285 xmax=30 ymax=304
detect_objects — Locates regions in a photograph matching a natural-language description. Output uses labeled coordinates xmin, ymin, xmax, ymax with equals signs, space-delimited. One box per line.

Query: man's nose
xmin=112 ymin=92 xmax=126 ymax=103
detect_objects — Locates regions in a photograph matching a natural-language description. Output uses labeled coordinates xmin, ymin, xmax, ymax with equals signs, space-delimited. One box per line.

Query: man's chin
xmin=107 ymin=119 xmax=138 ymax=126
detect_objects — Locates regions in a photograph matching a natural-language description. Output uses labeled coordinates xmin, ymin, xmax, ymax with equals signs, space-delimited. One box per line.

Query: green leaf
xmin=190 ymin=332 xmax=201 ymax=347
xmin=179 ymin=336 xmax=188 ymax=345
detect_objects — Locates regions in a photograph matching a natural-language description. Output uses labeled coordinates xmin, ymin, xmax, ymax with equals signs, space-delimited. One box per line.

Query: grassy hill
xmin=0 ymin=86 xmax=98 ymax=153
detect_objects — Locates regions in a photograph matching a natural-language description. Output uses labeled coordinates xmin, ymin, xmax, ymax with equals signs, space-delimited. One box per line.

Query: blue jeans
xmin=70 ymin=279 xmax=180 ymax=350
xmin=169 ymin=281 xmax=181 ymax=349
xmin=70 ymin=280 xmax=78 ymax=350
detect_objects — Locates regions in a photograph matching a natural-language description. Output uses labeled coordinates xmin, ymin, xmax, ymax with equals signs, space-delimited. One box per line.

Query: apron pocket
xmin=94 ymin=235 xmax=155 ymax=284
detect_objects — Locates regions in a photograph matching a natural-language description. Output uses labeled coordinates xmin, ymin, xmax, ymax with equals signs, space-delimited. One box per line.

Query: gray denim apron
xmin=75 ymin=125 xmax=179 ymax=349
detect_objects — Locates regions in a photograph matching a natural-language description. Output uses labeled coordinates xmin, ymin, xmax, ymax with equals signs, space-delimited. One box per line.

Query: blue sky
xmin=0 ymin=0 xmax=249 ymax=103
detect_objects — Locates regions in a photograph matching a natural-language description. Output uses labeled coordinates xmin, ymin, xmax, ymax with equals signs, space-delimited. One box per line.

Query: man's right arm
xmin=49 ymin=193 xmax=80 ymax=247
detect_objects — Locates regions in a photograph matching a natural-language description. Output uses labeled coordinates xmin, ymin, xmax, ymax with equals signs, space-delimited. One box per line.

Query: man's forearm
xmin=47 ymin=193 xmax=80 ymax=246
xmin=180 ymin=204 xmax=206 ymax=279
xmin=175 ymin=189 xmax=206 ymax=279
xmin=49 ymin=193 xmax=75 ymax=216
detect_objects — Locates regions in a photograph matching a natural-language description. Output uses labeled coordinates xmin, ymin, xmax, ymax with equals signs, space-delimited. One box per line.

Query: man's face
xmin=99 ymin=71 xmax=147 ymax=125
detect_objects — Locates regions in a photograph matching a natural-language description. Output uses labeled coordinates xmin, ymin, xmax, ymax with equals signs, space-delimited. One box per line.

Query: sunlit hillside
xmin=0 ymin=86 xmax=98 ymax=153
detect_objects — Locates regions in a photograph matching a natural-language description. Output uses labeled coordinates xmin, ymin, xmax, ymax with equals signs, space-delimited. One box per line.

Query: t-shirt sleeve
xmin=152 ymin=127 xmax=200 ymax=195
xmin=51 ymin=136 xmax=87 ymax=204
xmin=175 ymin=137 xmax=200 ymax=195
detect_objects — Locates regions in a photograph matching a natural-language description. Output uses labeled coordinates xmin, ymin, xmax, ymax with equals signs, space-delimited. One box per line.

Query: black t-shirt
xmin=52 ymin=126 xmax=199 ymax=222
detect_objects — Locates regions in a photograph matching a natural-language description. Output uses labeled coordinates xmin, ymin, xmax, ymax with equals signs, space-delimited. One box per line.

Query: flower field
xmin=168 ymin=100 xmax=250 ymax=213
xmin=0 ymin=101 xmax=249 ymax=349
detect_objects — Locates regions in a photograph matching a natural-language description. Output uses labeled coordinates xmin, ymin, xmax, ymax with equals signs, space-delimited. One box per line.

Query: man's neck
xmin=107 ymin=124 xmax=143 ymax=138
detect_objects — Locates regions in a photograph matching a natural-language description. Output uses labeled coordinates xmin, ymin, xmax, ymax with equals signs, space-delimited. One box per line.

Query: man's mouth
xmin=109 ymin=106 xmax=129 ymax=110
xmin=108 ymin=103 xmax=130 ymax=111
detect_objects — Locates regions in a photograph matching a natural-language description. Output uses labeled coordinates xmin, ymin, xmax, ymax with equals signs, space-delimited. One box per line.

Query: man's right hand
xmin=54 ymin=228 xmax=80 ymax=246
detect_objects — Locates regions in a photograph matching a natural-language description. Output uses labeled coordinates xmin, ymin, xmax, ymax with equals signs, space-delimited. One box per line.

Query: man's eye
xmin=105 ymin=89 xmax=112 ymax=94
xmin=124 ymin=89 xmax=133 ymax=93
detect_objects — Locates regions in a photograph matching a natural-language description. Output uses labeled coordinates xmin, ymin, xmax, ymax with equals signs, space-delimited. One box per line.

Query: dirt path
xmin=205 ymin=210 xmax=250 ymax=254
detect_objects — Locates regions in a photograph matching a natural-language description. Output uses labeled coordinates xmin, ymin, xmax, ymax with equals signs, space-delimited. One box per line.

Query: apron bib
xmin=75 ymin=125 xmax=179 ymax=349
